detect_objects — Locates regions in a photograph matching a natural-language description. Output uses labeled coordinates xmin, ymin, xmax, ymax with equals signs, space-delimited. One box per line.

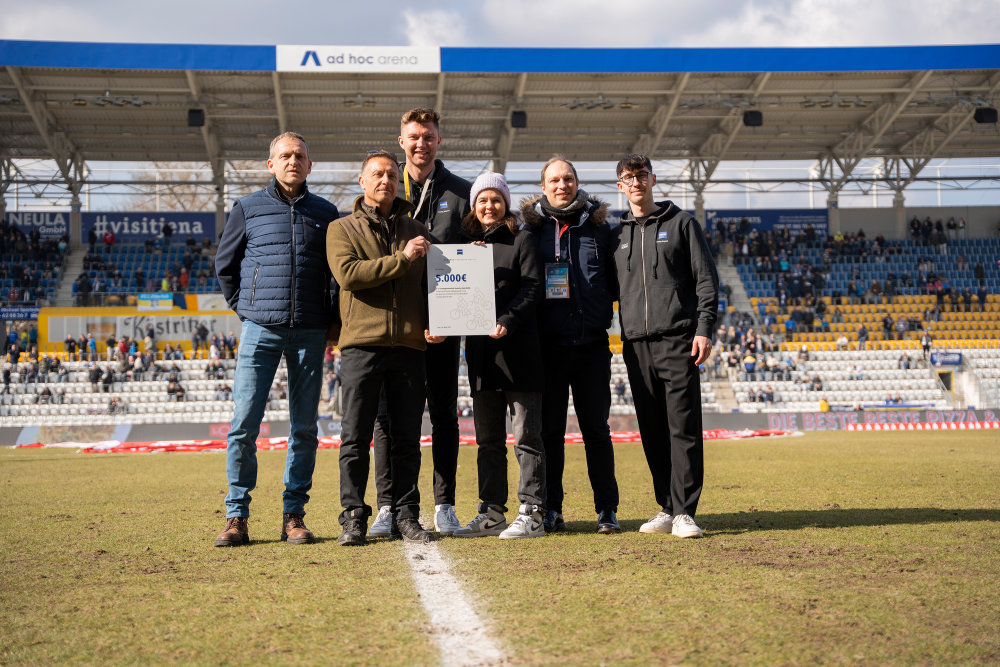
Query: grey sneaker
xmin=368 ymin=505 xmax=393 ymax=537
xmin=498 ymin=504 xmax=544 ymax=540
xmin=639 ymin=511 xmax=674 ymax=534
xmin=395 ymin=517 xmax=433 ymax=544
xmin=337 ymin=518 xmax=367 ymax=547
xmin=453 ymin=505 xmax=507 ymax=538
xmin=434 ymin=503 xmax=462 ymax=535
xmin=671 ymin=514 xmax=703 ymax=538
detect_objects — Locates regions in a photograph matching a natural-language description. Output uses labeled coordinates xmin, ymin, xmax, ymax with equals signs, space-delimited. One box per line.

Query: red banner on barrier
xmin=846 ymin=421 xmax=1000 ymax=432
xmin=16 ymin=428 xmax=797 ymax=454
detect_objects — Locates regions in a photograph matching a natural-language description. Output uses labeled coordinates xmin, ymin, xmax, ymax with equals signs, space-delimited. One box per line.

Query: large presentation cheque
xmin=427 ymin=244 xmax=497 ymax=336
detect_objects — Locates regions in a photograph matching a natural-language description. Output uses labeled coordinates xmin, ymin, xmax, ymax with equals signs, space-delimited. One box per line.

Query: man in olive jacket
xmin=326 ymin=150 xmax=434 ymax=547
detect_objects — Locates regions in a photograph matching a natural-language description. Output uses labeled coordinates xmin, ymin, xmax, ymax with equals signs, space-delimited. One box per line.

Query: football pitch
xmin=1 ymin=430 xmax=998 ymax=665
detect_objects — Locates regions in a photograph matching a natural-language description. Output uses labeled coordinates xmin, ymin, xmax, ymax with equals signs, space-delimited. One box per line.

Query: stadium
xmin=2 ymin=37 xmax=999 ymax=665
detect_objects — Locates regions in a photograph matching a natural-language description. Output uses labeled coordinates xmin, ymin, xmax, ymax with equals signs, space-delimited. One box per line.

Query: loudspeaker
xmin=187 ymin=109 xmax=205 ymax=127
xmin=743 ymin=110 xmax=763 ymax=127
xmin=973 ymin=107 xmax=998 ymax=124
xmin=511 ymin=110 xmax=527 ymax=128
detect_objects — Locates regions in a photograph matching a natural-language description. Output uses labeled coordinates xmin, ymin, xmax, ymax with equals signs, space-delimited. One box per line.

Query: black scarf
xmin=539 ymin=189 xmax=589 ymax=220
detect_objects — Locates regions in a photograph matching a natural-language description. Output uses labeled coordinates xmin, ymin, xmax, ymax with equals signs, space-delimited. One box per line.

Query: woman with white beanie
xmin=453 ymin=172 xmax=547 ymax=539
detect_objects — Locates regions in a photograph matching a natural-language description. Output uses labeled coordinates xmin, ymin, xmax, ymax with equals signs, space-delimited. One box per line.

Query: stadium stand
xmin=731 ymin=349 xmax=950 ymax=413
xmin=732 ymin=232 xmax=999 ymax=348
xmin=2 ymin=216 xmax=998 ymax=428
xmin=966 ymin=348 xmax=1000 ymax=409
xmin=77 ymin=241 xmax=218 ymax=305
xmin=0 ymin=356 xmax=289 ymax=426
xmin=0 ymin=222 xmax=68 ymax=306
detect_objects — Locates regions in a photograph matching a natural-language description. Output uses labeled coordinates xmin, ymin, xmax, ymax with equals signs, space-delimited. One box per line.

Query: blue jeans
xmin=225 ymin=320 xmax=326 ymax=518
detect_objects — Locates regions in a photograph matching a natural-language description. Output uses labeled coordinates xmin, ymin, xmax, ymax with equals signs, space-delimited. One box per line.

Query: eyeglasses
xmin=618 ymin=171 xmax=652 ymax=186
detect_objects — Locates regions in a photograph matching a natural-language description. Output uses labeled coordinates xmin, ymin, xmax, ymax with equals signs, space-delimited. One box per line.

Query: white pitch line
xmin=404 ymin=542 xmax=507 ymax=667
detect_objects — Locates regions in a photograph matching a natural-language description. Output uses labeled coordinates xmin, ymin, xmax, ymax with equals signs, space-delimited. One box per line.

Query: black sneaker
xmin=395 ymin=517 xmax=433 ymax=544
xmin=596 ymin=509 xmax=622 ymax=535
xmin=543 ymin=509 xmax=566 ymax=533
xmin=337 ymin=518 xmax=367 ymax=546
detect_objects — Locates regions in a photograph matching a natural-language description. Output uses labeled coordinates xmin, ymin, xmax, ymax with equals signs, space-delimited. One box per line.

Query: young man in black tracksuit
xmin=612 ymin=154 xmax=719 ymax=539
xmin=368 ymin=108 xmax=472 ymax=538
xmin=523 ymin=157 xmax=622 ymax=535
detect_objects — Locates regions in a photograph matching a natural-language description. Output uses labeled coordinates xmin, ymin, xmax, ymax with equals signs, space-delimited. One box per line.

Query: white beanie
xmin=469 ymin=172 xmax=511 ymax=211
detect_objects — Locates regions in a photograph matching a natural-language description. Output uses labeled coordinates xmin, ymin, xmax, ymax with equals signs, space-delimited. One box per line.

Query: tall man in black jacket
xmin=368 ymin=108 xmax=471 ymax=538
xmin=612 ymin=154 xmax=719 ymax=539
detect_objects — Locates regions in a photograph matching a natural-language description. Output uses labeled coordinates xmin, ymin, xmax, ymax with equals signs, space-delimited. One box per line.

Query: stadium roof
xmin=2 ymin=41 xmax=999 ymax=183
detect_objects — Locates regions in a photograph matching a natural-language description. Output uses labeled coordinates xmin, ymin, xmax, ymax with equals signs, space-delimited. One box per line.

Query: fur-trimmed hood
xmin=520 ymin=193 xmax=609 ymax=227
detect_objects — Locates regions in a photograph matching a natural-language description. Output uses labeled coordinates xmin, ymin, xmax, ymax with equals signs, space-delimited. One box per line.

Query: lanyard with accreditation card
xmin=545 ymin=222 xmax=571 ymax=299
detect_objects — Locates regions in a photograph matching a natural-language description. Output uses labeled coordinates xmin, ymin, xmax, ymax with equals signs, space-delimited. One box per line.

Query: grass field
xmin=2 ymin=430 xmax=998 ymax=665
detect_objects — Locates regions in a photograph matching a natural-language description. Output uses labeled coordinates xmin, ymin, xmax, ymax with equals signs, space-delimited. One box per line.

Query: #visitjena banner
xmin=426 ymin=244 xmax=496 ymax=337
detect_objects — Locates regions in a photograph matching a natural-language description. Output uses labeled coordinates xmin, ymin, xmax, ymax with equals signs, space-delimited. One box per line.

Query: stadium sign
xmin=768 ymin=408 xmax=999 ymax=431
xmin=136 ymin=293 xmax=174 ymax=311
xmin=4 ymin=212 xmax=68 ymax=239
xmin=930 ymin=351 xmax=963 ymax=366
xmin=0 ymin=306 xmax=42 ymax=320
xmin=117 ymin=313 xmax=241 ymax=341
xmin=81 ymin=212 xmax=213 ymax=242
xmin=277 ymin=45 xmax=440 ymax=73
xmin=704 ymin=209 xmax=829 ymax=236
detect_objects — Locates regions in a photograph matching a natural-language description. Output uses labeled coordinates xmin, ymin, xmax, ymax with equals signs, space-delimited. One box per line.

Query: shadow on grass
xmin=552 ymin=509 xmax=1000 ymax=536
xmin=603 ymin=507 xmax=1000 ymax=535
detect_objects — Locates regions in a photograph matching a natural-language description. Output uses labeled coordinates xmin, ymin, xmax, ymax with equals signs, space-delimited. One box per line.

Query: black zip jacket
xmin=464 ymin=224 xmax=543 ymax=392
xmin=522 ymin=194 xmax=617 ymax=346
xmin=398 ymin=159 xmax=471 ymax=244
xmin=613 ymin=201 xmax=719 ymax=341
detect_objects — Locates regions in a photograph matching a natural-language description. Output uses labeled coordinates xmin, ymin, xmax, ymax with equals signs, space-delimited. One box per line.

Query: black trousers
xmin=338 ymin=346 xmax=426 ymax=523
xmin=540 ymin=337 xmax=619 ymax=514
xmin=373 ymin=335 xmax=460 ymax=508
xmin=622 ymin=333 xmax=704 ymax=518
xmin=472 ymin=390 xmax=545 ymax=509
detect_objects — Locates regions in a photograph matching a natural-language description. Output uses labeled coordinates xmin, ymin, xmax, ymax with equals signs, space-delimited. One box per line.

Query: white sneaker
xmin=368 ymin=506 xmax=393 ymax=537
xmin=434 ymin=503 xmax=462 ymax=535
xmin=498 ymin=504 xmax=544 ymax=539
xmin=672 ymin=513 xmax=703 ymax=538
xmin=639 ymin=511 xmax=674 ymax=534
xmin=453 ymin=506 xmax=507 ymax=538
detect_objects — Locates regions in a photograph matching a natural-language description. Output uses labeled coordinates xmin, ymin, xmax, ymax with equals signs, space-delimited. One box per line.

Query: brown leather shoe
xmin=280 ymin=513 xmax=316 ymax=544
xmin=214 ymin=516 xmax=249 ymax=547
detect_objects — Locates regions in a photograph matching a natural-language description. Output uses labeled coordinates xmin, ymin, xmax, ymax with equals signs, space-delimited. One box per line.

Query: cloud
xmin=1 ymin=0 xmax=997 ymax=47
xmin=476 ymin=0 xmax=712 ymax=46
xmin=674 ymin=0 xmax=1000 ymax=47
xmin=402 ymin=9 xmax=468 ymax=47
xmin=474 ymin=0 xmax=1000 ymax=46
xmin=0 ymin=3 xmax=117 ymax=42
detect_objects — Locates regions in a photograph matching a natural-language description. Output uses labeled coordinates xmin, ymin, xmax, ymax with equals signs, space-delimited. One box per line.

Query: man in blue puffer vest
xmin=213 ymin=132 xmax=340 ymax=547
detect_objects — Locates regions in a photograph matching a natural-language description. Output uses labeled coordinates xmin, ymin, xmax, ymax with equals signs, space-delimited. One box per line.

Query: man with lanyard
xmin=521 ymin=156 xmax=622 ymax=535
xmin=367 ymin=108 xmax=472 ymax=538
xmin=612 ymin=154 xmax=718 ymax=539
